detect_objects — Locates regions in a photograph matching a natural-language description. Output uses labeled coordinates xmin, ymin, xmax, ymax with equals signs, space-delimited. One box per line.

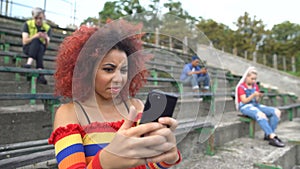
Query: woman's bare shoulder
xmin=53 ymin=102 xmax=79 ymax=130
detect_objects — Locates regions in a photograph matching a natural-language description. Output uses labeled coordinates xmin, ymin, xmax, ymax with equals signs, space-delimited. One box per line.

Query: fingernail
xmin=159 ymin=118 xmax=165 ymax=123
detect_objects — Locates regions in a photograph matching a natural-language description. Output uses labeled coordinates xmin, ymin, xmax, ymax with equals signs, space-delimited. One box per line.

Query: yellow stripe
xmin=55 ymin=134 xmax=83 ymax=155
xmin=83 ymin=132 xmax=116 ymax=145
xmin=152 ymin=163 xmax=160 ymax=169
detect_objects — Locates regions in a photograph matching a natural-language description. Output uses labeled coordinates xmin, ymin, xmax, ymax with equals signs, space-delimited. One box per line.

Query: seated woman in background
xmin=235 ymin=67 xmax=285 ymax=147
xmin=48 ymin=19 xmax=181 ymax=169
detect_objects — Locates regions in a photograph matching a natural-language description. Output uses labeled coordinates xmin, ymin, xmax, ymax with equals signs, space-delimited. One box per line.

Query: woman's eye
xmin=103 ymin=68 xmax=114 ymax=72
xmin=121 ymin=68 xmax=128 ymax=74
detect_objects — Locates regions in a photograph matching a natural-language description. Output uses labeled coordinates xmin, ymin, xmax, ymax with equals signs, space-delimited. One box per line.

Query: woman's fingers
xmin=158 ymin=117 xmax=178 ymax=131
xmin=147 ymin=142 xmax=175 ymax=152
xmin=124 ymin=122 xmax=164 ymax=137
xmin=146 ymin=148 xmax=179 ymax=164
xmin=147 ymin=127 xmax=176 ymax=148
xmin=119 ymin=106 xmax=137 ymax=130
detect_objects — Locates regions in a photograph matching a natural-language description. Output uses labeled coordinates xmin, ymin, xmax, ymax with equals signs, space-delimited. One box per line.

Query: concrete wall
xmin=198 ymin=46 xmax=300 ymax=98
xmin=0 ymin=110 xmax=52 ymax=144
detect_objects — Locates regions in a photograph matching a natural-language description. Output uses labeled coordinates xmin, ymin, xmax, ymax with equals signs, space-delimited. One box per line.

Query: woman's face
xmin=95 ymin=49 xmax=128 ymax=100
xmin=246 ymin=73 xmax=257 ymax=86
xmin=34 ymin=13 xmax=45 ymax=26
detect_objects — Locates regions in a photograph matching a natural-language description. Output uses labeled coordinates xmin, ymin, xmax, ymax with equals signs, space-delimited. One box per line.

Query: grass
xmin=286 ymin=71 xmax=300 ymax=77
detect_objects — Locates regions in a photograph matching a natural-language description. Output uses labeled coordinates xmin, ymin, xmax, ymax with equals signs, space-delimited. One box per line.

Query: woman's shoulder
xmin=53 ymin=102 xmax=79 ymax=130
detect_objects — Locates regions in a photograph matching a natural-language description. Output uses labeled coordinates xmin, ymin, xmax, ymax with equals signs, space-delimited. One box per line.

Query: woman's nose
xmin=112 ymin=70 xmax=123 ymax=83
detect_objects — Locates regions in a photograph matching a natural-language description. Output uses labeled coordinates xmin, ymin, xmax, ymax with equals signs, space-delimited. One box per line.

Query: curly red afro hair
xmin=54 ymin=20 xmax=151 ymax=100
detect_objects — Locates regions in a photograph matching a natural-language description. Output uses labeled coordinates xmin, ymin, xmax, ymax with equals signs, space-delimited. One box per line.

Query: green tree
xmin=234 ymin=12 xmax=266 ymax=58
xmin=159 ymin=0 xmax=198 ymax=50
xmin=163 ymin=0 xmax=197 ymax=26
xmin=98 ymin=0 xmax=145 ymax=24
xmin=81 ymin=17 xmax=99 ymax=26
xmin=196 ymin=18 xmax=234 ymax=53
xmin=271 ymin=21 xmax=300 ymax=56
xmin=270 ymin=21 xmax=300 ymax=71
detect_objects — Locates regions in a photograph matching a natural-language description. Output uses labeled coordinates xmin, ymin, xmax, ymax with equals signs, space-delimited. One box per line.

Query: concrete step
xmin=0 ymin=80 xmax=55 ymax=106
xmin=0 ymin=81 xmax=54 ymax=93
xmin=172 ymin=114 xmax=300 ymax=169
xmin=0 ymin=55 xmax=56 ymax=70
xmin=0 ymin=104 xmax=52 ymax=144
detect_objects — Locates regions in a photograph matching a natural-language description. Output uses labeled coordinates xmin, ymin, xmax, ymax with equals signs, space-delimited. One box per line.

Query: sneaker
xmin=37 ymin=75 xmax=48 ymax=85
xmin=22 ymin=64 xmax=31 ymax=69
xmin=192 ymin=86 xmax=199 ymax=90
xmin=203 ymin=86 xmax=210 ymax=90
xmin=269 ymin=137 xmax=285 ymax=147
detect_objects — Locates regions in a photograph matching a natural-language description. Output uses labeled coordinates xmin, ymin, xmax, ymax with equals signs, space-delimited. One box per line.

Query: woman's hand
xmin=145 ymin=117 xmax=180 ymax=164
xmin=253 ymin=91 xmax=261 ymax=97
xmin=100 ymin=106 xmax=173 ymax=169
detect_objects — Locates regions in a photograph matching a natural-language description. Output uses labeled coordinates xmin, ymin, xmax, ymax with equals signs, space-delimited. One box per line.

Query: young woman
xmin=49 ymin=20 xmax=181 ymax=169
xmin=235 ymin=67 xmax=285 ymax=147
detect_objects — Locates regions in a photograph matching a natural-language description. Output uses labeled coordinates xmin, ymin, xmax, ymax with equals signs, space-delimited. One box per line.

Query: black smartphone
xmin=139 ymin=90 xmax=178 ymax=124
xmin=260 ymin=90 xmax=265 ymax=93
xmin=39 ymin=29 xmax=46 ymax=32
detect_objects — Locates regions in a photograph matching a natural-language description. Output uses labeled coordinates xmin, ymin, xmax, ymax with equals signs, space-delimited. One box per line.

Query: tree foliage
xmin=234 ymin=12 xmax=266 ymax=57
xmin=196 ymin=18 xmax=234 ymax=53
xmin=82 ymin=1 xmax=300 ymax=73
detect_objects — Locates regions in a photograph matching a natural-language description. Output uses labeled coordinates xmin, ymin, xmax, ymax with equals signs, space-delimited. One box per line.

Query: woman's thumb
xmin=120 ymin=106 xmax=137 ymax=130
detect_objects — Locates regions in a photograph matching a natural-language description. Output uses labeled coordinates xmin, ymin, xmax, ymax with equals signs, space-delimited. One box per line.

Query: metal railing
xmin=0 ymin=0 xmax=77 ymax=28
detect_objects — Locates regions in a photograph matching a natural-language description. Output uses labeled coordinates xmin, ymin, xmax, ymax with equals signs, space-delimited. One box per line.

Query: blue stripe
xmin=56 ymin=144 xmax=84 ymax=164
xmin=156 ymin=162 xmax=169 ymax=169
xmin=84 ymin=143 xmax=108 ymax=157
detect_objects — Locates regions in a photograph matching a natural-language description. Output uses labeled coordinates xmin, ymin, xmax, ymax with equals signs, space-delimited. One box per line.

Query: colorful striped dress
xmin=48 ymin=114 xmax=181 ymax=169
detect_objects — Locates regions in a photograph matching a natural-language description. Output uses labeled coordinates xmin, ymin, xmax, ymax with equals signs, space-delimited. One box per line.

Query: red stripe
xmin=48 ymin=124 xmax=86 ymax=145
xmin=67 ymin=162 xmax=86 ymax=169
xmin=91 ymin=150 xmax=103 ymax=169
xmin=148 ymin=162 xmax=156 ymax=169
xmin=83 ymin=121 xmax=124 ymax=133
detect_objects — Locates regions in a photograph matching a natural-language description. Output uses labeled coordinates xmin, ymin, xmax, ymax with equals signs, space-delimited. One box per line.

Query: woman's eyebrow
xmin=103 ymin=63 xmax=116 ymax=68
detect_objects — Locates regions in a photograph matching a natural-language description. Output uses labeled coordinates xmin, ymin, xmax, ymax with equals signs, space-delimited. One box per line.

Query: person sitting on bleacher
xmin=21 ymin=7 xmax=52 ymax=85
xmin=235 ymin=66 xmax=285 ymax=147
xmin=49 ymin=20 xmax=181 ymax=168
xmin=180 ymin=56 xmax=210 ymax=92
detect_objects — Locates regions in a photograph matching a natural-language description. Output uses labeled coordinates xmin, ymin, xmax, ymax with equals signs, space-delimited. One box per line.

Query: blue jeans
xmin=239 ymin=103 xmax=279 ymax=136
xmin=181 ymin=74 xmax=210 ymax=89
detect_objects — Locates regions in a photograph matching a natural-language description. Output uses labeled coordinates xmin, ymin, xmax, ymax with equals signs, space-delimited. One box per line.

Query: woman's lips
xmin=110 ymin=87 xmax=120 ymax=94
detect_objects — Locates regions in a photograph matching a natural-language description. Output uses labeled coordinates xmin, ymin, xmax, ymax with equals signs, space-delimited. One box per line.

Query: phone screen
xmin=139 ymin=90 xmax=178 ymax=124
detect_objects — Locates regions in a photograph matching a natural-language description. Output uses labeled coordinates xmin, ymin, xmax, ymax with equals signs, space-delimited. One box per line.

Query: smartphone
xmin=139 ymin=90 xmax=178 ymax=124
xmin=260 ymin=90 xmax=265 ymax=93
xmin=39 ymin=29 xmax=46 ymax=32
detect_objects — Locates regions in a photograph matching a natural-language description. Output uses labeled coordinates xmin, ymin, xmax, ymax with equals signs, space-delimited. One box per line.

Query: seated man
xmin=21 ymin=7 xmax=51 ymax=85
xmin=180 ymin=56 xmax=210 ymax=92
xmin=235 ymin=67 xmax=285 ymax=147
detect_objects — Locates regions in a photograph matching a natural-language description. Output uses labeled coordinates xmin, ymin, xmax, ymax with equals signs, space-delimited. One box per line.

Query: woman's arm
xmin=50 ymin=103 xmax=103 ymax=169
xmin=240 ymin=92 xmax=260 ymax=104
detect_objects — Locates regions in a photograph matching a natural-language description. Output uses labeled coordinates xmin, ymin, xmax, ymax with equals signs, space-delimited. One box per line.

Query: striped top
xmin=48 ymin=113 xmax=181 ymax=169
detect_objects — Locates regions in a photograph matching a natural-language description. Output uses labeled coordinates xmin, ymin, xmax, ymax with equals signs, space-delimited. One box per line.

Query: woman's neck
xmin=246 ymin=82 xmax=253 ymax=88
xmin=95 ymin=95 xmax=127 ymax=121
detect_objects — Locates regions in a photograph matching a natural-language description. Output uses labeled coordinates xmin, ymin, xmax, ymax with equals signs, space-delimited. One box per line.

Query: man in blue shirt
xmin=180 ymin=56 xmax=210 ymax=92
